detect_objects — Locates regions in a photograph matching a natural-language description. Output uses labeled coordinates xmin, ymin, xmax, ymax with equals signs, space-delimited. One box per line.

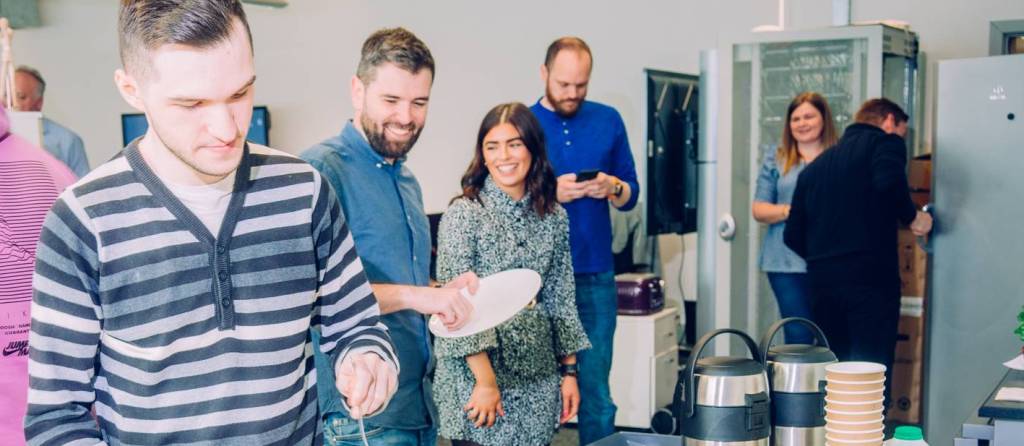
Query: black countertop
xmin=979 ymin=369 xmax=1024 ymax=420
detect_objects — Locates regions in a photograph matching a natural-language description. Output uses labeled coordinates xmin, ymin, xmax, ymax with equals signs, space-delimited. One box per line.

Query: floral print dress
xmin=434 ymin=177 xmax=591 ymax=446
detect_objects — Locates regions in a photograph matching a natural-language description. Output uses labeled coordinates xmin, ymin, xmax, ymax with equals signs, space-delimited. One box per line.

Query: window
xmin=990 ymin=20 xmax=1024 ymax=56
xmin=1008 ymin=34 xmax=1024 ymax=55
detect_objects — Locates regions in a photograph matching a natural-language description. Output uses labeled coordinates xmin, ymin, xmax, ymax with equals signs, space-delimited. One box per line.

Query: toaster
xmin=614 ymin=273 xmax=665 ymax=315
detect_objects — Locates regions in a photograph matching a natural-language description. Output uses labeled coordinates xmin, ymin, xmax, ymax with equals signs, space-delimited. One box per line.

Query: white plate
xmin=428 ymin=269 xmax=542 ymax=338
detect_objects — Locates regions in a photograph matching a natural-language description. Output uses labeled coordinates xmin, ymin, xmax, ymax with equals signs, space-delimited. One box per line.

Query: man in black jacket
xmin=784 ymin=98 xmax=931 ymax=405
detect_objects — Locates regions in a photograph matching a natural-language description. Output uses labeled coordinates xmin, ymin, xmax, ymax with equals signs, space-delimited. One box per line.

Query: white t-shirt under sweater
xmin=164 ymin=171 xmax=236 ymax=236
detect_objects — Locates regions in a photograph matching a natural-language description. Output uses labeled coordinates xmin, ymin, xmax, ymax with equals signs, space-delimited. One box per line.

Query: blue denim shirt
xmin=301 ymin=121 xmax=434 ymax=430
xmin=530 ymin=100 xmax=640 ymax=275
xmin=754 ymin=148 xmax=807 ymax=273
xmin=42 ymin=117 xmax=89 ymax=177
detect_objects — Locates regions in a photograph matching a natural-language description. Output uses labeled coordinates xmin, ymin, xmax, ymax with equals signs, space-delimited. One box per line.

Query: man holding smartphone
xmin=530 ymin=36 xmax=639 ymax=445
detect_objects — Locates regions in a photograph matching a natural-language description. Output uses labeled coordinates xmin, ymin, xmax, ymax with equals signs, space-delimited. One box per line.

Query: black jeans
xmin=808 ymin=277 xmax=900 ymax=409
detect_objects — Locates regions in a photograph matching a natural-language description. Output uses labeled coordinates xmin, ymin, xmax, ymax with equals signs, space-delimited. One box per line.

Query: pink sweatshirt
xmin=0 ymin=108 xmax=77 ymax=445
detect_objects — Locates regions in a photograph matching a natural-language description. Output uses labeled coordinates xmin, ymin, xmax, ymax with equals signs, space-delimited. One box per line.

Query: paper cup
xmin=825 ymin=397 xmax=885 ymax=412
xmin=826 ymin=362 xmax=886 ymax=382
xmin=827 ymin=377 xmax=885 ymax=392
xmin=825 ymin=386 xmax=885 ymax=402
xmin=825 ymin=436 xmax=884 ymax=446
xmin=823 ymin=439 xmax=880 ymax=443
xmin=824 ymin=416 xmax=884 ymax=432
xmin=826 ymin=427 xmax=884 ymax=441
xmin=825 ymin=407 xmax=884 ymax=422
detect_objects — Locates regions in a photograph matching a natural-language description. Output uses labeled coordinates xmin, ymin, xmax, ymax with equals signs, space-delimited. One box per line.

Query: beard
xmin=360 ymin=114 xmax=422 ymax=160
xmin=150 ymin=123 xmax=242 ymax=181
xmin=545 ymin=86 xmax=583 ymax=118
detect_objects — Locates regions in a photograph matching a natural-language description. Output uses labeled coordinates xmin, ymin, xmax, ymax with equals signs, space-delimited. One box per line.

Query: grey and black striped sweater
xmin=26 ymin=142 xmax=396 ymax=445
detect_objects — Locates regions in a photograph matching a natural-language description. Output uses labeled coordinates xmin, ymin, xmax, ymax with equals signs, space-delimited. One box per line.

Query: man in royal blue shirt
xmin=530 ymin=37 xmax=639 ymax=445
xmin=302 ymin=28 xmax=477 ymax=446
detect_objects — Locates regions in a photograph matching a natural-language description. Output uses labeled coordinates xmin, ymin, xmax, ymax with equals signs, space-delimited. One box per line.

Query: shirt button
xmin=376 ymin=163 xmax=382 ymax=168
xmin=216 ymin=245 xmax=226 ymax=254
xmin=565 ymin=141 xmax=572 ymax=146
xmin=221 ymin=299 xmax=232 ymax=308
xmin=562 ymin=121 xmax=567 ymax=126
xmin=563 ymin=129 xmax=569 ymax=134
xmin=413 ymin=255 xmax=418 ymax=261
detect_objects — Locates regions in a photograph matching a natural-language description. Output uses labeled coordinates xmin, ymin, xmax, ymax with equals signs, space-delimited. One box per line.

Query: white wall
xmin=19 ymin=0 xmax=1022 ymax=208
xmin=14 ymin=0 xmax=781 ymax=212
xmin=11 ymin=0 xmax=1024 ymax=307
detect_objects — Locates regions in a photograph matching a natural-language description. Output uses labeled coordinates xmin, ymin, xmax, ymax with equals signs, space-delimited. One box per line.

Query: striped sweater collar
xmin=122 ymin=141 xmax=253 ymax=246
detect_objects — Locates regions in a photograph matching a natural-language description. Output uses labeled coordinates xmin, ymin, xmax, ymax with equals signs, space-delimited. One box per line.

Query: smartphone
xmin=575 ymin=169 xmax=600 ymax=182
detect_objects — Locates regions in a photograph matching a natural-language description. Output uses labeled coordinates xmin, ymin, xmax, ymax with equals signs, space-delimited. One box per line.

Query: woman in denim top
xmin=752 ymin=92 xmax=838 ymax=343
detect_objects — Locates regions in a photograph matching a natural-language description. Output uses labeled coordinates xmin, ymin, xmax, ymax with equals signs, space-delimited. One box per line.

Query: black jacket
xmin=783 ymin=123 xmax=917 ymax=284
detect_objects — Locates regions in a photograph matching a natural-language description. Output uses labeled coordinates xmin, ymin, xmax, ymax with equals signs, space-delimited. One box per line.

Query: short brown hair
xmin=356 ymin=27 xmax=435 ymax=84
xmin=544 ymin=37 xmax=592 ymax=70
xmin=118 ymin=0 xmax=252 ymax=75
xmin=854 ymin=98 xmax=908 ymax=127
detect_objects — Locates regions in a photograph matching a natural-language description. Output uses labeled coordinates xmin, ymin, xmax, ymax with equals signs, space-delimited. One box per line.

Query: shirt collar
xmin=482 ymin=176 xmax=531 ymax=214
xmin=532 ymin=97 xmax=585 ymax=121
xmin=339 ymin=120 xmax=407 ymax=168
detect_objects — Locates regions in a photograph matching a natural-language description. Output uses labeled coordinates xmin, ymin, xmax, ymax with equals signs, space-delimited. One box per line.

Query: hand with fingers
xmin=559 ymin=376 xmax=580 ymax=424
xmin=335 ymin=352 xmax=398 ymax=419
xmin=582 ymin=172 xmax=615 ymax=199
xmin=556 ymin=173 xmax=587 ymax=203
xmin=910 ymin=210 xmax=933 ymax=236
xmin=432 ymin=271 xmax=479 ymax=330
xmin=464 ymin=381 xmax=504 ymax=428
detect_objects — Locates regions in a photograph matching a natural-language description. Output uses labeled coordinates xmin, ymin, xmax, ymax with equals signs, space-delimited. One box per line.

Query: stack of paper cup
xmin=823 ymin=362 xmax=886 ymax=446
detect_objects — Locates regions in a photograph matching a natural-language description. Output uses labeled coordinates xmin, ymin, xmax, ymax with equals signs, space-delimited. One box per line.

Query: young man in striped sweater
xmin=24 ymin=1 xmax=398 ymax=444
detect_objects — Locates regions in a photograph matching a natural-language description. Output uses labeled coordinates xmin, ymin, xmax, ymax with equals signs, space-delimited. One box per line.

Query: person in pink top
xmin=0 ymin=106 xmax=76 ymax=445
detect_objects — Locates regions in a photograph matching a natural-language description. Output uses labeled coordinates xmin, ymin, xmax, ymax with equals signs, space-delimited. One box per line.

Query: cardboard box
xmin=908 ymin=155 xmax=932 ymax=191
xmin=910 ymin=191 xmax=931 ymax=210
xmin=888 ymin=358 xmax=923 ymax=424
xmin=900 ymin=267 xmax=926 ymax=297
xmin=895 ymin=314 xmax=924 ymax=361
xmin=898 ymin=229 xmax=927 ymax=297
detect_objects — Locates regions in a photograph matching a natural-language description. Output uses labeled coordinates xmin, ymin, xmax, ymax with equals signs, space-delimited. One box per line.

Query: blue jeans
xmin=766 ymin=272 xmax=815 ymax=345
xmin=574 ymin=271 xmax=618 ymax=445
xmin=322 ymin=413 xmax=437 ymax=446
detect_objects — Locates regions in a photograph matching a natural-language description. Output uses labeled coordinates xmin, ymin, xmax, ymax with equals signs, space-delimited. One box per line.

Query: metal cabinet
xmin=697 ymin=25 xmax=924 ymax=352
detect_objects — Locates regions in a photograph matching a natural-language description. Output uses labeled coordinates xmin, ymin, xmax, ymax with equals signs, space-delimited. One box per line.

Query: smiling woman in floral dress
xmin=434 ymin=102 xmax=591 ymax=446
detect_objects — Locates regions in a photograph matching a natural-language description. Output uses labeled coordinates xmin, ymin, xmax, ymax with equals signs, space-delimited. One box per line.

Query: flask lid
xmin=893 ymin=425 xmax=924 ymax=440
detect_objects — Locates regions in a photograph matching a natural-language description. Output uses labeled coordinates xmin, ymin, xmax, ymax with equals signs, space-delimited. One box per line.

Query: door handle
xmin=718 ymin=214 xmax=736 ymax=241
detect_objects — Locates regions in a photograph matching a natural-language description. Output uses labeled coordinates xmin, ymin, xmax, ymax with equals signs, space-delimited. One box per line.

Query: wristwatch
xmin=559 ymin=363 xmax=579 ymax=377
xmin=612 ymin=181 xmax=624 ymax=198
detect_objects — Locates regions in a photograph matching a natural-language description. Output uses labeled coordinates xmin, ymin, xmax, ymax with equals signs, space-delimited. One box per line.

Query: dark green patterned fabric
xmin=434 ymin=177 xmax=590 ymax=446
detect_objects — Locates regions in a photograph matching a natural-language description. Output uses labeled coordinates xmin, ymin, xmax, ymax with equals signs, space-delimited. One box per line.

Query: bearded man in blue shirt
xmin=530 ymin=37 xmax=640 ymax=445
xmin=302 ymin=28 xmax=478 ymax=446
